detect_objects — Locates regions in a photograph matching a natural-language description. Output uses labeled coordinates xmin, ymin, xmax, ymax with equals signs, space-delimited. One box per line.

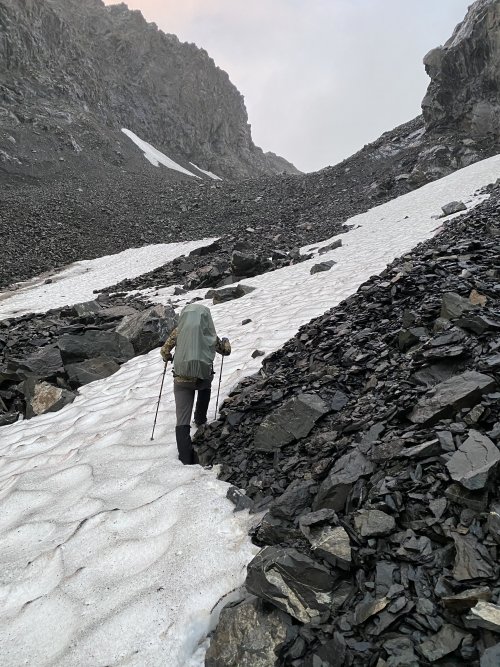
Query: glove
xmin=161 ymin=349 xmax=173 ymax=363
xmin=221 ymin=337 xmax=231 ymax=356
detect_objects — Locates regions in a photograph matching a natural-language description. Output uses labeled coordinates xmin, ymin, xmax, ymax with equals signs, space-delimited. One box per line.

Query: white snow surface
xmin=1 ymin=154 xmax=500 ymax=666
xmin=189 ymin=162 xmax=223 ymax=181
xmin=0 ymin=239 xmax=216 ymax=321
xmin=122 ymin=129 xmax=200 ymax=178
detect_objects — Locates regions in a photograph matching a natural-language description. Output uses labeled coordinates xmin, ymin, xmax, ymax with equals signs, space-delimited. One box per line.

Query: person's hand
xmin=221 ymin=337 xmax=231 ymax=356
xmin=161 ymin=350 xmax=173 ymax=363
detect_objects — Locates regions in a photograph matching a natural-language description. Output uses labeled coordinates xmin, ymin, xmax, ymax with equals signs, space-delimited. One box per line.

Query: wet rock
xmin=409 ymin=371 xmax=496 ymax=425
xmin=206 ymin=284 xmax=256 ymax=304
xmin=311 ymin=260 xmax=336 ymax=275
xmin=205 ymin=596 xmax=290 ymax=667
xmin=65 ymin=357 xmax=120 ymax=387
xmin=355 ymin=510 xmax=396 ymax=538
xmin=442 ymin=586 xmax=492 ymax=611
xmin=446 ymin=430 xmax=500 ymax=490
xmin=23 ymin=380 xmax=75 ymax=419
xmin=57 ymin=330 xmax=135 ymax=364
xmin=254 ymin=393 xmax=330 ymax=452
xmin=246 ymin=546 xmax=336 ymax=624
xmin=466 ymin=601 xmax=500 ymax=633
xmin=418 ymin=623 xmax=470 ymax=662
xmin=441 ymin=201 xmax=467 ymax=216
xmin=115 ymin=304 xmax=177 ymax=355
xmin=314 ymin=449 xmax=375 ymax=511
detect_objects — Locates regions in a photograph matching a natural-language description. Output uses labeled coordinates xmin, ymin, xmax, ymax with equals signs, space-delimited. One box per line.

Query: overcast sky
xmin=104 ymin=0 xmax=472 ymax=173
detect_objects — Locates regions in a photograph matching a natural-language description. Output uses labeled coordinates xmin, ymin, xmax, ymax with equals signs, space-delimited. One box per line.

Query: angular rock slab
xmin=442 ymin=586 xmax=492 ymax=612
xmin=206 ymin=284 xmax=256 ymax=304
xmin=446 ymin=430 xmax=500 ymax=490
xmin=17 ymin=345 xmax=64 ymax=379
xmin=314 ymin=449 xmax=375 ymax=511
xmin=65 ymin=356 xmax=120 ymax=388
xmin=246 ymin=546 xmax=336 ymax=625
xmin=418 ymin=624 xmax=470 ymax=662
xmin=409 ymin=371 xmax=496 ymax=425
xmin=481 ymin=643 xmax=500 ymax=667
xmin=452 ymin=533 xmax=495 ymax=582
xmin=355 ymin=510 xmax=396 ymax=538
xmin=466 ymin=601 xmax=500 ymax=633
xmin=116 ymin=304 xmax=177 ymax=355
xmin=58 ymin=330 xmax=135 ymax=364
xmin=205 ymin=596 xmax=289 ymax=667
xmin=440 ymin=292 xmax=478 ymax=320
xmin=309 ymin=525 xmax=351 ymax=570
xmin=254 ymin=393 xmax=329 ymax=452
xmin=24 ymin=380 xmax=75 ymax=419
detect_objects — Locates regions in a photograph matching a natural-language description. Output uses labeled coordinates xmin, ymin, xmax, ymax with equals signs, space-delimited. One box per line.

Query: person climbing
xmin=160 ymin=303 xmax=231 ymax=465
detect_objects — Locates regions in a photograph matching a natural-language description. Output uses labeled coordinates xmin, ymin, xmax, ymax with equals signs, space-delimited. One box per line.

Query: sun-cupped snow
xmin=0 ymin=238 xmax=216 ymax=321
xmin=1 ymin=154 xmax=500 ymax=666
xmin=122 ymin=129 xmax=200 ymax=178
xmin=189 ymin=162 xmax=223 ymax=181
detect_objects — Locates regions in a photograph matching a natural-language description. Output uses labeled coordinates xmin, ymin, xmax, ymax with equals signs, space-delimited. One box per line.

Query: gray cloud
xmin=105 ymin=0 xmax=472 ymax=172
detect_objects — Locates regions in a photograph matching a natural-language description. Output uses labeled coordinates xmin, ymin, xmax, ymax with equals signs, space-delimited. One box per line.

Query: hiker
xmin=160 ymin=303 xmax=231 ymax=465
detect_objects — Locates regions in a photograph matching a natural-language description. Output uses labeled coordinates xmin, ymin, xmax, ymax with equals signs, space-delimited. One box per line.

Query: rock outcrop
xmin=423 ymin=0 xmax=500 ymax=138
xmin=0 ymin=0 xmax=298 ymax=182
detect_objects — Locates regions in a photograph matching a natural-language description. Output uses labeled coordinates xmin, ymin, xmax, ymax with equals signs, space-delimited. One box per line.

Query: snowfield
xmin=122 ymin=129 xmax=201 ymax=178
xmin=1 ymin=155 xmax=499 ymax=666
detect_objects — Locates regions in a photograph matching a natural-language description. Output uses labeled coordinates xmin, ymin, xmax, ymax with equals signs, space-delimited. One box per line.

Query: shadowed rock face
xmin=0 ymin=0 xmax=298 ymax=180
xmin=422 ymin=0 xmax=500 ymax=137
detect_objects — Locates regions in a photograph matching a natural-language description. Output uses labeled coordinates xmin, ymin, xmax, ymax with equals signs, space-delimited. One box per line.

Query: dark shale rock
xmin=205 ymin=596 xmax=291 ymax=667
xmin=466 ymin=601 xmax=500 ymax=633
xmin=354 ymin=510 xmax=396 ymax=538
xmin=269 ymin=480 xmax=316 ymax=519
xmin=481 ymin=642 xmax=500 ymax=667
xmin=310 ymin=260 xmax=336 ymax=275
xmin=318 ymin=239 xmax=342 ymax=255
xmin=308 ymin=525 xmax=352 ymax=570
xmin=314 ymin=450 xmax=375 ymax=511
xmin=418 ymin=623 xmax=470 ymax=662
xmin=246 ymin=546 xmax=336 ymax=624
xmin=254 ymin=393 xmax=330 ymax=452
xmin=409 ymin=371 xmax=496 ymax=425
xmin=440 ymin=292 xmax=479 ymax=320
xmin=441 ymin=201 xmax=467 ymax=216
xmin=231 ymin=251 xmax=271 ymax=278
xmin=442 ymin=586 xmax=492 ymax=611
xmin=452 ymin=533 xmax=496 ymax=581
xmin=446 ymin=430 xmax=500 ymax=490
xmin=205 ymin=284 xmax=256 ymax=304
xmin=65 ymin=357 xmax=121 ymax=388
xmin=17 ymin=346 xmax=64 ymax=379
xmin=72 ymin=300 xmax=102 ymax=317
xmin=58 ymin=330 xmax=135 ymax=365
xmin=115 ymin=304 xmax=177 ymax=355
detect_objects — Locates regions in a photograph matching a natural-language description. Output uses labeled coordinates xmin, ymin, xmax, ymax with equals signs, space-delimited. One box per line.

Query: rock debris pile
xmin=200 ymin=191 xmax=500 ymax=666
xmin=0 ymin=296 xmax=176 ymax=425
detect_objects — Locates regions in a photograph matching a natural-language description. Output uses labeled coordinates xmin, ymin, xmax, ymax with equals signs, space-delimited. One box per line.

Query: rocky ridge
xmin=198 ymin=191 xmax=500 ymax=665
xmin=0 ymin=0 xmax=297 ymax=183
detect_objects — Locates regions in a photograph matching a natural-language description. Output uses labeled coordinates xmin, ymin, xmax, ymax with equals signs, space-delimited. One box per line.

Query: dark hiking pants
xmin=173 ymin=378 xmax=212 ymax=426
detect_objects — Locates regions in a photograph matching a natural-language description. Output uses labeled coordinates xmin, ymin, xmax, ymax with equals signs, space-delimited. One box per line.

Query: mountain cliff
xmin=0 ymin=0 xmax=299 ymax=182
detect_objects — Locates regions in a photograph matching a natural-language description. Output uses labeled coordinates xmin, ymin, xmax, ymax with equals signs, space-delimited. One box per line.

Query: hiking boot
xmin=175 ymin=425 xmax=195 ymax=465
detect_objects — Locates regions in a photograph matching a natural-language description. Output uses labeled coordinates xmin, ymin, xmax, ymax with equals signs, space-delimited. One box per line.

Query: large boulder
xmin=57 ymin=330 xmax=135 ymax=365
xmin=115 ymin=304 xmax=177 ymax=355
xmin=422 ymin=0 xmax=500 ymax=138
xmin=313 ymin=449 xmax=375 ymax=511
xmin=246 ymin=546 xmax=337 ymax=625
xmin=65 ymin=357 xmax=121 ymax=388
xmin=409 ymin=371 xmax=496 ymax=425
xmin=231 ymin=251 xmax=271 ymax=277
xmin=16 ymin=346 xmax=64 ymax=379
xmin=205 ymin=596 xmax=290 ymax=667
xmin=23 ymin=380 xmax=75 ymax=419
xmin=254 ymin=393 xmax=330 ymax=452
xmin=205 ymin=284 xmax=256 ymax=304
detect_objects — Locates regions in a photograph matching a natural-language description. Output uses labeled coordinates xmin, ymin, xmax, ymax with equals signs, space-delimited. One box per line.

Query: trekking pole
xmin=214 ymin=356 xmax=224 ymax=420
xmin=151 ymin=362 xmax=168 ymax=441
